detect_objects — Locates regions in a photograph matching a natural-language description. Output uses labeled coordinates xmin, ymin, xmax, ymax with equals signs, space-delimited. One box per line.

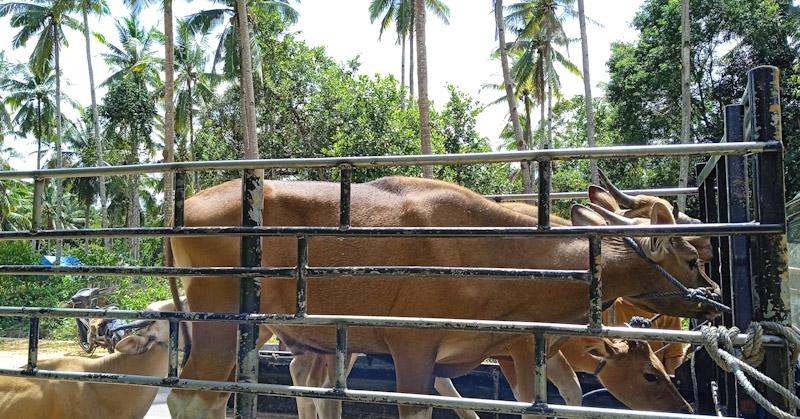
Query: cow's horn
xmin=586 ymin=203 xmax=635 ymax=225
xmin=598 ymin=169 xmax=636 ymax=208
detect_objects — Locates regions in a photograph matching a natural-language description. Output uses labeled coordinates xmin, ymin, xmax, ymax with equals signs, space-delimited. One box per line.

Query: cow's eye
xmin=688 ymin=259 xmax=698 ymax=269
xmin=644 ymin=373 xmax=659 ymax=382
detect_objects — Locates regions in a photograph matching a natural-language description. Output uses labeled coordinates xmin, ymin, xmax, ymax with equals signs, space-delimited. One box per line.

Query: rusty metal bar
xmin=588 ymin=235 xmax=603 ymax=330
xmin=339 ymin=165 xmax=352 ymax=229
xmin=31 ymin=178 xmax=44 ymax=250
xmin=295 ymin=236 xmax=308 ymax=316
xmin=0 ymin=223 xmax=783 ymax=241
xmin=26 ymin=317 xmax=39 ymax=371
xmin=235 ymin=169 xmax=263 ymax=417
xmin=0 ymin=309 xmax=787 ymax=346
xmin=0 ymin=366 xmax=731 ymax=419
xmin=534 ymin=332 xmax=547 ymax=403
xmin=0 ymin=142 xmax=779 ymax=181
xmin=537 ymin=159 xmax=551 ymax=228
xmin=335 ymin=323 xmax=348 ymax=390
xmin=168 ymin=319 xmax=179 ymax=378
xmin=485 ymin=187 xmax=696 ymax=202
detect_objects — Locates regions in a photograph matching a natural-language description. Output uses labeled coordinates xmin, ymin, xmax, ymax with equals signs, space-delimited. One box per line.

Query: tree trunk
xmin=188 ymin=78 xmax=198 ymax=191
xmin=577 ymin=0 xmax=597 ymax=183
xmin=409 ymin=18 xmax=415 ymax=99
xmin=495 ymin=0 xmax=531 ymax=193
xmin=54 ymin=27 xmax=63 ymax=264
xmin=414 ymin=0 xmax=432 ymax=178
xmin=546 ymin=83 xmax=553 ymax=149
xmin=400 ymin=35 xmax=406 ymax=102
xmin=237 ymin=0 xmax=260 ymax=162
xmin=678 ymin=0 xmax=691 ymax=211
xmin=163 ymin=0 xmax=176 ymax=233
xmin=82 ymin=1 xmax=110 ymax=250
xmin=36 ymin=99 xmax=42 ymax=170
xmin=127 ymin=174 xmax=140 ymax=260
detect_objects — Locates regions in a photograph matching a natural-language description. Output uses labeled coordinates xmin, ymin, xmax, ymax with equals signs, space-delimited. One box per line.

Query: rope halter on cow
xmin=699 ymin=322 xmax=800 ymax=419
xmin=622 ymin=236 xmax=732 ymax=314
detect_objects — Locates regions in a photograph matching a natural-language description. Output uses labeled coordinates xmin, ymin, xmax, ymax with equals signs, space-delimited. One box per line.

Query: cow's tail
xmin=166 ymin=238 xmax=192 ymax=367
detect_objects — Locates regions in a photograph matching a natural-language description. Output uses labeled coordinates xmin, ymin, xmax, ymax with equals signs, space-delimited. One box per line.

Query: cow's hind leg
xmin=168 ymin=278 xmax=239 ymax=419
xmin=290 ymin=352 xmax=322 ymax=419
xmin=389 ymin=340 xmax=437 ymax=419
xmin=433 ymin=377 xmax=480 ymax=419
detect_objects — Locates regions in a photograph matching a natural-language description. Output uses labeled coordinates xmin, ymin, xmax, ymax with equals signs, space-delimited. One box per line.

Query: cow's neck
xmin=91 ymin=344 xmax=167 ymax=409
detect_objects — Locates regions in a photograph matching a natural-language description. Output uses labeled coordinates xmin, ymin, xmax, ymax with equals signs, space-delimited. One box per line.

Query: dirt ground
xmin=0 ymin=337 xmax=107 ymax=368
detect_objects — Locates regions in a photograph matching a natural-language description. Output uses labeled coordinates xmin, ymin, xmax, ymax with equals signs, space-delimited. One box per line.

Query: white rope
xmin=700 ymin=322 xmax=800 ymax=419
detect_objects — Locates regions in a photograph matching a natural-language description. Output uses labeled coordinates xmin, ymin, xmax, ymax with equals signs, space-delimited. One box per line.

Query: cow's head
xmin=114 ymin=298 xmax=186 ymax=355
xmin=571 ymin=203 xmax=721 ymax=319
xmin=587 ymin=339 xmax=692 ymax=413
xmin=589 ymin=170 xmax=713 ymax=262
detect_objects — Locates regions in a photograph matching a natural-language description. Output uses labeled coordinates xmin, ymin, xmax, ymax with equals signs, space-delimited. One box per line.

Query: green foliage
xmin=606 ymin=0 xmax=800 ymax=199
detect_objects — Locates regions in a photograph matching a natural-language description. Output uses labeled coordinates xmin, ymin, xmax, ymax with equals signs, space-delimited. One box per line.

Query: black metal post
xmin=335 ymin=323 xmax=348 ymax=390
xmin=588 ymin=235 xmax=602 ymax=330
xmin=234 ymin=169 xmax=263 ymax=418
xmin=168 ymin=319 xmax=179 ymax=378
xmin=339 ymin=165 xmax=352 ymax=229
xmin=537 ymin=160 xmax=551 ymax=228
xmin=32 ymin=178 xmax=44 ymax=251
xmin=724 ymin=103 xmax=750 ymax=416
xmin=534 ymin=332 xmax=547 ymax=404
xmin=747 ymin=65 xmax=793 ymax=415
xmin=694 ymin=162 xmax=716 ymax=415
xmin=174 ymin=171 xmax=185 ymax=228
xmin=26 ymin=317 xmax=39 ymax=371
xmin=296 ymin=236 xmax=308 ymax=316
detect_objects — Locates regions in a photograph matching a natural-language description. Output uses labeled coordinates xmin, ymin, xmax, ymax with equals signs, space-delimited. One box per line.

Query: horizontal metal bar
xmin=0 ymin=368 xmax=728 ymax=419
xmin=0 ymin=223 xmax=781 ymax=241
xmin=0 ymin=308 xmax=783 ymax=347
xmin=0 ymin=142 xmax=778 ymax=180
xmin=0 ymin=265 xmax=588 ymax=282
xmin=306 ymin=267 xmax=588 ymax=281
xmin=485 ymin=187 xmax=697 ymax=202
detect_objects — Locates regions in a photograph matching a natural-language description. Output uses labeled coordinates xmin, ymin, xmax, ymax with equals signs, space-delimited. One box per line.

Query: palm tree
xmin=1 ymin=0 xmax=81 ymax=261
xmin=101 ymin=13 xmax=163 ymax=89
xmin=368 ymin=0 xmax=448 ymax=101
xmin=75 ymin=0 xmax=109 ymax=245
xmin=576 ymin=0 xmax=597 ymax=183
xmin=678 ymin=0 xmax=690 ymax=211
xmin=494 ymin=0 xmax=531 ymax=193
xmin=2 ymin=65 xmax=57 ymax=170
xmin=414 ymin=0 xmax=431 ymax=177
xmin=174 ymin=19 xmax=217 ymax=191
xmin=0 ymin=53 xmax=22 ymax=138
xmin=184 ymin=0 xmax=298 ymax=80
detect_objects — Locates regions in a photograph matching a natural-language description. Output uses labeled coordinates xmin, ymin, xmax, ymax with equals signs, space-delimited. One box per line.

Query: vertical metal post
xmin=235 ymin=169 xmax=263 ymax=419
xmin=747 ymin=65 xmax=793 ymax=414
xmin=588 ymin=235 xmax=602 ymax=330
xmin=534 ymin=332 xmax=547 ymax=404
xmin=724 ymin=103 xmax=749 ymax=416
xmin=296 ymin=236 xmax=308 ymax=317
xmin=537 ymin=160 xmax=551 ymax=228
xmin=174 ymin=171 xmax=185 ymax=228
xmin=32 ymin=178 xmax=44 ymax=250
xmin=491 ymin=368 xmax=500 ymax=419
xmin=694 ymin=162 xmax=717 ymax=415
xmin=26 ymin=317 xmax=39 ymax=371
xmin=339 ymin=165 xmax=352 ymax=229
xmin=168 ymin=319 xmax=180 ymax=378
xmin=335 ymin=323 xmax=348 ymax=390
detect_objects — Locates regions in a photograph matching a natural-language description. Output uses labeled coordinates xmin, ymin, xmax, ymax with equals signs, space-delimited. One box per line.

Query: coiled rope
xmin=700 ymin=322 xmax=800 ymax=419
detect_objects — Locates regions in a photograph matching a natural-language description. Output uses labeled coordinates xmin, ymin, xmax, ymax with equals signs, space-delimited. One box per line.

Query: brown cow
xmin=166 ymin=176 xmax=718 ymax=419
xmin=0 ymin=299 xmax=184 ymax=419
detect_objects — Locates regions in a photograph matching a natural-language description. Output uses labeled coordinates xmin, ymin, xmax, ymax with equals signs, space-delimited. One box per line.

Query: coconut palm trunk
xmin=53 ymin=26 xmax=63 ymax=264
xmin=36 ymin=99 xmax=42 ymax=170
xmin=163 ymin=0 xmax=176 ymax=231
xmin=400 ymin=35 xmax=406 ymax=94
xmin=546 ymin=83 xmax=553 ymax=149
xmin=577 ymin=0 xmax=597 ymax=183
xmin=495 ymin=0 xmax=531 ymax=193
xmin=678 ymin=0 xmax=691 ymax=211
xmin=409 ymin=20 xmax=414 ymax=99
xmin=237 ymin=0 xmax=259 ymax=161
xmin=414 ymin=0 xmax=432 ymax=178
xmin=81 ymin=0 xmax=109 ymax=249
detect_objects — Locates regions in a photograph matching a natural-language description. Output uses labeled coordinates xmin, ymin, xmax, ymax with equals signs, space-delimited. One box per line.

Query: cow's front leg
xmin=433 ymin=377 xmax=480 ymax=419
xmin=290 ymin=352 xmax=323 ymax=419
xmin=507 ymin=341 xmax=545 ymax=419
xmin=168 ymin=278 xmax=239 ymax=419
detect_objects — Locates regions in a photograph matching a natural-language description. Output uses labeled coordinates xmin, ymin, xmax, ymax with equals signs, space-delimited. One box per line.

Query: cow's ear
xmin=588 ymin=186 xmax=621 ymax=212
xmin=650 ymin=202 xmax=676 ymax=225
xmin=586 ymin=339 xmax=625 ymax=359
xmin=571 ymin=205 xmax=607 ymax=226
xmin=115 ymin=335 xmax=154 ymax=355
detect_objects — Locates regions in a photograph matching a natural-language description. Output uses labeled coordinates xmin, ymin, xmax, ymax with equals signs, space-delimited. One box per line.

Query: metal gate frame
xmin=0 ymin=66 xmax=791 ymax=419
